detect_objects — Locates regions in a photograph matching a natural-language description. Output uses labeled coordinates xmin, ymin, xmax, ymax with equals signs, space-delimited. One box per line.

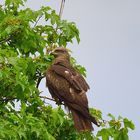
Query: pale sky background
xmin=2 ymin=0 xmax=140 ymax=139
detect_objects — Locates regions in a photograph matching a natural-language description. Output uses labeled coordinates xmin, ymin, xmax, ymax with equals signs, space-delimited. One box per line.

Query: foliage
xmin=0 ymin=0 xmax=135 ymax=139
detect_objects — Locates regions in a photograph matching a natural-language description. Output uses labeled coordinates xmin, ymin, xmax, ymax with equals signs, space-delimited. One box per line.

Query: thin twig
xmin=59 ymin=0 xmax=65 ymax=18
xmin=0 ymin=36 xmax=11 ymax=44
xmin=36 ymin=75 xmax=45 ymax=88
xmin=0 ymin=97 xmax=17 ymax=102
xmin=0 ymin=96 xmax=55 ymax=103
xmin=35 ymin=69 xmax=45 ymax=88
xmin=55 ymin=0 xmax=66 ymax=33
xmin=40 ymin=96 xmax=65 ymax=105
xmin=33 ymin=15 xmax=43 ymax=28
xmin=39 ymin=96 xmax=55 ymax=102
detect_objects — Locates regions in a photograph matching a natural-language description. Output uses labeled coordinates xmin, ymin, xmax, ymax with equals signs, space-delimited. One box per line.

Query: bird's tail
xmin=71 ymin=109 xmax=94 ymax=132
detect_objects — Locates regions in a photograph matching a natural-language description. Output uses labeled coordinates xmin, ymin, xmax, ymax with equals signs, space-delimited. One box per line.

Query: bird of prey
xmin=46 ymin=47 xmax=98 ymax=132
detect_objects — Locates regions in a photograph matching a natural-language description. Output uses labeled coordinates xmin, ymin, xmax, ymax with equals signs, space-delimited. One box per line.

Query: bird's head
xmin=51 ymin=47 xmax=70 ymax=59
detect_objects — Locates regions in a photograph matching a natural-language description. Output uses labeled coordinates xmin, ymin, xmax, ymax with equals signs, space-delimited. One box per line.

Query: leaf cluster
xmin=90 ymin=109 xmax=135 ymax=140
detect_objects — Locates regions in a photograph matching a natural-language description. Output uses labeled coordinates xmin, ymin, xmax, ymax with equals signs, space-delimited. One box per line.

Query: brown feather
xmin=71 ymin=109 xmax=93 ymax=132
xmin=46 ymin=48 xmax=98 ymax=132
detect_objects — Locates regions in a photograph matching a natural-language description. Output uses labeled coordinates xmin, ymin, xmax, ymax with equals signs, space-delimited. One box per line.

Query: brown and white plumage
xmin=46 ymin=47 xmax=98 ymax=132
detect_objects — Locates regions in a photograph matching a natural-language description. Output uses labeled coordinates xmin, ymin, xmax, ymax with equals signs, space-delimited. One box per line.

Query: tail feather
xmin=71 ymin=109 xmax=94 ymax=132
xmin=89 ymin=115 xmax=99 ymax=126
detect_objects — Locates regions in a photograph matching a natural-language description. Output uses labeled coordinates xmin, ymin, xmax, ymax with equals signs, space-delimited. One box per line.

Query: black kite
xmin=46 ymin=47 xmax=98 ymax=132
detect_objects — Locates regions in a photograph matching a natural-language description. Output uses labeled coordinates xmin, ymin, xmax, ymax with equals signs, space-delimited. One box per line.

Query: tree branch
xmin=59 ymin=0 xmax=65 ymax=18
xmin=39 ymin=96 xmax=55 ymax=102
xmin=36 ymin=75 xmax=45 ymax=88
xmin=0 ymin=36 xmax=11 ymax=44
xmin=36 ymin=69 xmax=45 ymax=88
xmin=33 ymin=15 xmax=43 ymax=28
xmin=0 ymin=97 xmax=17 ymax=102
xmin=0 ymin=96 xmax=57 ymax=104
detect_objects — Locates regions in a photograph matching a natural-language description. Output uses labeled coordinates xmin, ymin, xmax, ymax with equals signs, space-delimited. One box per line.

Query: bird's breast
xmin=47 ymin=70 xmax=69 ymax=90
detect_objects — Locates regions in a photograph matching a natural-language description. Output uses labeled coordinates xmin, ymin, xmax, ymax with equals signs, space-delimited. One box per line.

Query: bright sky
xmin=2 ymin=0 xmax=140 ymax=139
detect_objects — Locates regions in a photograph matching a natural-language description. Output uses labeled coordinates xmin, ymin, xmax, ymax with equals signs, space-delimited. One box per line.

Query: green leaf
xmin=90 ymin=108 xmax=102 ymax=120
xmin=97 ymin=128 xmax=112 ymax=140
xmin=70 ymin=57 xmax=87 ymax=77
xmin=17 ymin=130 xmax=27 ymax=139
xmin=123 ymin=118 xmax=135 ymax=130
xmin=114 ymin=128 xmax=129 ymax=140
xmin=108 ymin=113 xmax=115 ymax=120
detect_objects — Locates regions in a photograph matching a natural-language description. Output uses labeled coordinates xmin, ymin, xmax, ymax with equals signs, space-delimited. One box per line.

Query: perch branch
xmin=39 ymin=96 xmax=55 ymax=102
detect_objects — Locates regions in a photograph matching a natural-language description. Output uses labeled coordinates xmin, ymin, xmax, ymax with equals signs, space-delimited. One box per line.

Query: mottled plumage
xmin=46 ymin=47 xmax=98 ymax=132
